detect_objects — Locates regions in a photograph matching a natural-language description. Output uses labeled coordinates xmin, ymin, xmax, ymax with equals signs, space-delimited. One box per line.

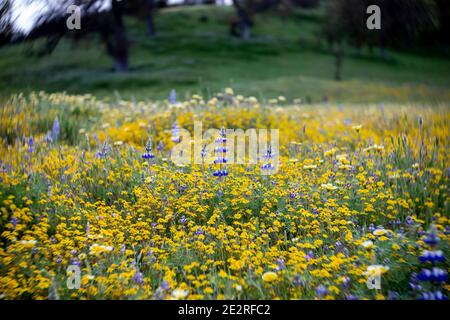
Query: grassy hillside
xmin=1 ymin=5 xmax=450 ymax=103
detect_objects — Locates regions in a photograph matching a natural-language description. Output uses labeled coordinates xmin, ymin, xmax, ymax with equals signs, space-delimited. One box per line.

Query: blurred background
xmin=0 ymin=0 xmax=449 ymax=103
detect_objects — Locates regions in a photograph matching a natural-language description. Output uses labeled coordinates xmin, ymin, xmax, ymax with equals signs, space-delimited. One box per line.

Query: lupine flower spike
xmin=213 ymin=127 xmax=228 ymax=177
xmin=142 ymin=138 xmax=155 ymax=159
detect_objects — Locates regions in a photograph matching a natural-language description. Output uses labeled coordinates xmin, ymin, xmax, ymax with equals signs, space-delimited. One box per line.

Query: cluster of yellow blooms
xmin=0 ymin=91 xmax=448 ymax=300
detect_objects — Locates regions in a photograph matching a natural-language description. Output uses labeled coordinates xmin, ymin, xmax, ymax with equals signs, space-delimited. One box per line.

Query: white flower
xmin=362 ymin=240 xmax=374 ymax=249
xmin=89 ymin=244 xmax=114 ymax=256
xmin=171 ymin=289 xmax=189 ymax=300
xmin=20 ymin=239 xmax=37 ymax=248
xmin=225 ymin=88 xmax=234 ymax=95
xmin=373 ymin=228 xmax=388 ymax=236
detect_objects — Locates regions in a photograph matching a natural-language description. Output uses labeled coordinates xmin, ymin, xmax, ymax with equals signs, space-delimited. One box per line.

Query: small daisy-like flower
xmin=352 ymin=124 xmax=362 ymax=133
xmin=362 ymin=240 xmax=374 ymax=249
xmin=171 ymin=288 xmax=189 ymax=300
xmin=321 ymin=183 xmax=338 ymax=191
xmin=373 ymin=228 xmax=388 ymax=236
xmin=262 ymin=271 xmax=278 ymax=283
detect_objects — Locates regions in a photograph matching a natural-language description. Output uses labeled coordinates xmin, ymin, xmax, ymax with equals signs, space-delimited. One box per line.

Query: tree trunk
xmin=147 ymin=0 xmax=156 ymax=37
xmin=334 ymin=42 xmax=343 ymax=81
xmin=239 ymin=19 xmax=251 ymax=40
xmin=112 ymin=0 xmax=128 ymax=72
xmin=232 ymin=0 xmax=252 ymax=39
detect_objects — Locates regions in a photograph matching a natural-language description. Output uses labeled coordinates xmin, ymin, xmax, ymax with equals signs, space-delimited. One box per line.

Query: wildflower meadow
xmin=0 ymin=90 xmax=448 ymax=300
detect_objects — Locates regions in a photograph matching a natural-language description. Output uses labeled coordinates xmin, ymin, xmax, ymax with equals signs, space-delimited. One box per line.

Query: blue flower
xmin=27 ymin=136 xmax=34 ymax=153
xmin=275 ymin=258 xmax=285 ymax=271
xmin=388 ymin=291 xmax=400 ymax=300
xmin=419 ymin=291 xmax=447 ymax=300
xmin=417 ymin=268 xmax=448 ymax=282
xmin=160 ymin=280 xmax=170 ymax=291
xmin=95 ymin=140 xmax=111 ymax=159
xmin=261 ymin=163 xmax=274 ymax=170
xmin=169 ymin=89 xmax=177 ymax=104
xmin=212 ymin=127 xmax=228 ymax=178
xmin=133 ymin=270 xmax=144 ymax=285
xmin=315 ymin=285 xmax=328 ymax=298
xmin=213 ymin=170 xmax=228 ymax=177
xmin=142 ymin=138 xmax=155 ymax=159
xmin=171 ymin=122 xmax=181 ymax=143
xmin=10 ymin=217 xmax=18 ymax=229
xmin=52 ymin=117 xmax=60 ymax=141
xmin=157 ymin=141 xmax=164 ymax=151
xmin=293 ymin=275 xmax=305 ymax=287
xmin=419 ymin=250 xmax=445 ymax=263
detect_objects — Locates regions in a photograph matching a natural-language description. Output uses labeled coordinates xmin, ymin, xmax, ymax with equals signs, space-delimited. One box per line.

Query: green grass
xmin=1 ymin=5 xmax=450 ymax=103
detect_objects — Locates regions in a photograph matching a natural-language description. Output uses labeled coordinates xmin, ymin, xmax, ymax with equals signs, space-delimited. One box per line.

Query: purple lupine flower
xmin=169 ymin=89 xmax=177 ymax=104
xmin=200 ymin=144 xmax=207 ymax=160
xmin=419 ymin=250 xmax=445 ymax=263
xmin=27 ymin=136 xmax=34 ymax=153
xmin=305 ymin=250 xmax=314 ymax=260
xmin=71 ymin=258 xmax=80 ymax=266
xmin=260 ymin=163 xmax=274 ymax=171
xmin=157 ymin=141 xmax=164 ymax=151
xmin=444 ymin=226 xmax=450 ymax=236
xmin=52 ymin=117 xmax=60 ymax=141
xmin=293 ymin=275 xmax=305 ymax=287
xmin=275 ymin=258 xmax=285 ymax=271
xmin=10 ymin=217 xmax=18 ymax=229
xmin=261 ymin=145 xmax=275 ymax=171
xmin=405 ymin=216 xmax=414 ymax=225
xmin=133 ymin=270 xmax=144 ymax=285
xmin=142 ymin=138 xmax=155 ymax=159
xmin=171 ymin=121 xmax=181 ymax=143
xmin=388 ymin=291 xmax=400 ymax=300
xmin=340 ymin=276 xmax=350 ymax=288
xmin=315 ymin=285 xmax=328 ymax=298
xmin=419 ymin=291 xmax=447 ymax=300
xmin=95 ymin=140 xmax=111 ymax=159
xmin=213 ymin=127 xmax=229 ymax=177
xmin=417 ymin=268 xmax=448 ymax=282
xmin=213 ymin=169 xmax=229 ymax=177
xmin=45 ymin=132 xmax=53 ymax=144
xmin=424 ymin=232 xmax=440 ymax=246
xmin=160 ymin=280 xmax=170 ymax=291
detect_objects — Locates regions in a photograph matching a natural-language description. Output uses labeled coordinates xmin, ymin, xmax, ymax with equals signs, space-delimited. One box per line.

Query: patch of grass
xmin=0 ymin=5 xmax=449 ymax=103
